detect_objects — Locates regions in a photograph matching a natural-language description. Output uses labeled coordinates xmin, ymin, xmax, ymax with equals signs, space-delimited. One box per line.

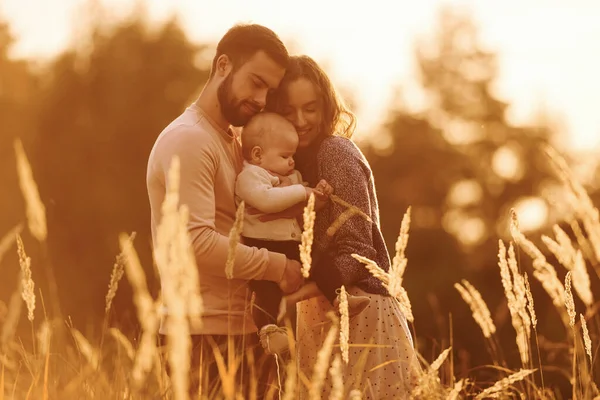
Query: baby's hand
xmin=278 ymin=175 xmax=293 ymax=187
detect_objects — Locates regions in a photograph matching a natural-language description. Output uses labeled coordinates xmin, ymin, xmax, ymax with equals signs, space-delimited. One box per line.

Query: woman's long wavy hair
xmin=266 ymin=55 xmax=356 ymax=139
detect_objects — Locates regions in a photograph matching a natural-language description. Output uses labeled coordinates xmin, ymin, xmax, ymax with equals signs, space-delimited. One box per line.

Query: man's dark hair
xmin=210 ymin=24 xmax=289 ymax=78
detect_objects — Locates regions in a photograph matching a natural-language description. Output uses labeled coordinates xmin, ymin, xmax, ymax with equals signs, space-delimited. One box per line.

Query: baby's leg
xmin=248 ymin=279 xmax=283 ymax=329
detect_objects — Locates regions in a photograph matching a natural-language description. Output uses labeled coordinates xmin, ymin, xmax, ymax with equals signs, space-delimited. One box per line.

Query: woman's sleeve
xmin=310 ymin=141 xmax=377 ymax=303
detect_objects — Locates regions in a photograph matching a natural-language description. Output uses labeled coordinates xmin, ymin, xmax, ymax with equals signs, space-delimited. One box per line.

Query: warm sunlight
xmin=2 ymin=0 xmax=600 ymax=151
xmin=3 ymin=2 xmax=600 ymax=398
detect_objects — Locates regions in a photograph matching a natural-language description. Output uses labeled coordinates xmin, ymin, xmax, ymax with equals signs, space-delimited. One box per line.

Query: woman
xmin=265 ymin=55 xmax=421 ymax=399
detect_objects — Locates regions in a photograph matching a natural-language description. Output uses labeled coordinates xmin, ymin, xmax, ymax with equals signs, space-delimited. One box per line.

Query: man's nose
xmin=253 ymin=89 xmax=269 ymax=108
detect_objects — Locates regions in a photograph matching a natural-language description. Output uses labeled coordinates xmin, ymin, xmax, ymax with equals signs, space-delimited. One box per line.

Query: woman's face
xmin=280 ymin=78 xmax=323 ymax=148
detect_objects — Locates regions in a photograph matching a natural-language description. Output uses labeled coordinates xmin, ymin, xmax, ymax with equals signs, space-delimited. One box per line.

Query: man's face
xmin=218 ymin=51 xmax=286 ymax=127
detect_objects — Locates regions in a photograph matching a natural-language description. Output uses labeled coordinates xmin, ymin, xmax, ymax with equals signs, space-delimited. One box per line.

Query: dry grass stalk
xmin=300 ymin=193 xmax=316 ymax=278
xmin=14 ymin=139 xmax=47 ymax=242
xmin=109 ymin=328 xmax=135 ymax=361
xmin=572 ymin=250 xmax=593 ymax=307
xmin=391 ymin=207 xmax=411 ymax=280
xmin=447 ymin=378 xmax=465 ymax=400
xmin=430 ymin=346 xmax=451 ymax=373
xmin=544 ymin=145 xmax=600 ymax=264
xmin=0 ymin=284 xmax=22 ymax=348
xmin=580 ymin=314 xmax=592 ymax=366
xmin=412 ymin=347 xmax=450 ymax=398
xmin=388 ymin=208 xmax=411 ymax=298
xmin=225 ymin=201 xmax=244 ymax=279
xmin=309 ymin=313 xmax=339 ymax=400
xmin=474 ymin=369 xmax=536 ymax=399
xmin=0 ymin=224 xmax=23 ymax=267
xmin=281 ymin=360 xmax=297 ymax=400
xmin=71 ymin=329 xmax=100 ymax=370
xmin=454 ymin=280 xmax=496 ymax=338
xmin=328 ymin=354 xmax=344 ymax=400
xmin=564 ymin=271 xmax=576 ymax=328
xmin=541 ymin=225 xmax=577 ymax=269
xmin=352 ymin=254 xmax=414 ymax=322
xmin=338 ymin=286 xmax=350 ymax=364
xmin=16 ymin=234 xmax=35 ymax=322
xmin=498 ymin=240 xmax=530 ymax=365
xmin=510 ymin=210 xmax=566 ymax=312
xmin=329 ymin=195 xmax=372 ymax=223
xmin=105 ymin=232 xmax=136 ymax=315
xmin=524 ymin=273 xmax=537 ymax=329
xmin=569 ymin=219 xmax=597 ymax=265
xmin=154 ymin=156 xmax=204 ymax=400
xmin=326 ymin=194 xmax=374 ymax=238
xmin=119 ymin=233 xmax=159 ymax=387
xmin=37 ymin=320 xmax=51 ymax=357
xmin=542 ymin=226 xmax=594 ymax=307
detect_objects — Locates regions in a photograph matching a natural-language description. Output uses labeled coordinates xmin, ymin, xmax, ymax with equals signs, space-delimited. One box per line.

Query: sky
xmin=2 ymin=0 xmax=600 ymax=152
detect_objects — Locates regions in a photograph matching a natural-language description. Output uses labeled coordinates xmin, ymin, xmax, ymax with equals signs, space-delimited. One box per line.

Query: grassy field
xmin=0 ymin=141 xmax=599 ymax=399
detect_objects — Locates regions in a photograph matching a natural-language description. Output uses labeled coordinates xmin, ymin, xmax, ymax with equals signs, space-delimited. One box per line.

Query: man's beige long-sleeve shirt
xmin=147 ymin=104 xmax=287 ymax=335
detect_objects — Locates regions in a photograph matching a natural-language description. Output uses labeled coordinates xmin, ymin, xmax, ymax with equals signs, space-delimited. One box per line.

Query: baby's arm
xmin=236 ymin=168 xmax=309 ymax=214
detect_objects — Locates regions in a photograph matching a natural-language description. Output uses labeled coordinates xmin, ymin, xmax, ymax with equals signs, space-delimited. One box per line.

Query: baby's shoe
xmin=258 ymin=324 xmax=290 ymax=357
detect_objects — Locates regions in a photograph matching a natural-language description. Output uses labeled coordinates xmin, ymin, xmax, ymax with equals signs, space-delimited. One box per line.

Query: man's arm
xmin=235 ymin=168 xmax=308 ymax=214
xmin=157 ymin=130 xmax=289 ymax=283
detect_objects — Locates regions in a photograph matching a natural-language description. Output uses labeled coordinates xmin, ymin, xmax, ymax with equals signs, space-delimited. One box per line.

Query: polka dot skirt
xmin=295 ymin=287 xmax=421 ymax=399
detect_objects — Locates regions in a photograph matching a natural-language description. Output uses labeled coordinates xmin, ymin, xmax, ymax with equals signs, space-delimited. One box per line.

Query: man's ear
xmin=250 ymin=146 xmax=262 ymax=162
xmin=216 ymin=54 xmax=232 ymax=77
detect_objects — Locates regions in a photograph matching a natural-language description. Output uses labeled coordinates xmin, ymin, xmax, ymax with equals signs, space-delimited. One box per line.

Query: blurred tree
xmin=365 ymin=6 xmax=562 ymax=373
xmin=0 ymin=18 xmax=40 ymax=302
xmin=31 ymin=10 xmax=209 ymax=332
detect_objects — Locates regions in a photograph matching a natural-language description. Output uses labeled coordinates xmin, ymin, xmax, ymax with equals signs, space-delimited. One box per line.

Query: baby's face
xmin=260 ymin=128 xmax=299 ymax=176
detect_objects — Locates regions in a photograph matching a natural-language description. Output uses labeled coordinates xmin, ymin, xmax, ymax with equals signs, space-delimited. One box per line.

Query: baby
xmin=235 ymin=112 xmax=370 ymax=356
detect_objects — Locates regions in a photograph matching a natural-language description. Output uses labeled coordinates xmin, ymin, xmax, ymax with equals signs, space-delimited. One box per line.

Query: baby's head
xmin=241 ymin=112 xmax=299 ymax=176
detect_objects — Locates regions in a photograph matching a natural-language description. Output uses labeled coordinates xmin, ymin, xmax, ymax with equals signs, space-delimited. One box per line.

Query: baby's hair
xmin=241 ymin=112 xmax=296 ymax=160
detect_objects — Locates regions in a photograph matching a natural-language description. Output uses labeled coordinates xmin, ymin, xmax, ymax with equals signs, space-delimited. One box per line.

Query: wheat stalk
xmin=105 ymin=232 xmax=136 ymax=315
xmin=300 ymin=193 xmax=316 ymax=278
xmin=14 ymin=139 xmax=47 ymax=242
xmin=352 ymin=253 xmax=414 ymax=322
xmin=309 ymin=313 xmax=339 ymax=400
xmin=225 ymin=201 xmax=244 ymax=279
xmin=580 ymin=314 xmax=593 ymax=366
xmin=564 ymin=271 xmax=576 ymax=328
xmin=16 ymin=234 xmax=35 ymax=322
xmin=475 ymin=369 xmax=536 ymax=399
xmin=328 ymin=354 xmax=344 ymax=400
xmin=454 ymin=281 xmax=495 ymax=338
xmin=338 ymin=286 xmax=350 ymax=364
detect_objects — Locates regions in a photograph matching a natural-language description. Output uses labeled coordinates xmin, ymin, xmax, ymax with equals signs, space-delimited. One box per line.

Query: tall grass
xmin=0 ymin=143 xmax=599 ymax=399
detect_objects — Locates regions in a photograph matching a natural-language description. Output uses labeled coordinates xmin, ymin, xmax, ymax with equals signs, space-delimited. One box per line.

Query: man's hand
xmin=279 ymin=259 xmax=304 ymax=294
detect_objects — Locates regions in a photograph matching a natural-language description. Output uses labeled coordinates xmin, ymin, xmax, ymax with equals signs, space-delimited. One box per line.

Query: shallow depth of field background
xmin=1 ymin=0 xmax=599 ymax=398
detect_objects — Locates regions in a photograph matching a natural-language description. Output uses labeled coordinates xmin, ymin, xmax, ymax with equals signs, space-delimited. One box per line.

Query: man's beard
xmin=217 ymin=74 xmax=260 ymax=127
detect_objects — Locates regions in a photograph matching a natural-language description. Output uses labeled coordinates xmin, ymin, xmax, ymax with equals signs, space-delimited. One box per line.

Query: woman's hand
xmin=314 ymin=179 xmax=333 ymax=211
xmin=315 ymin=179 xmax=334 ymax=197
